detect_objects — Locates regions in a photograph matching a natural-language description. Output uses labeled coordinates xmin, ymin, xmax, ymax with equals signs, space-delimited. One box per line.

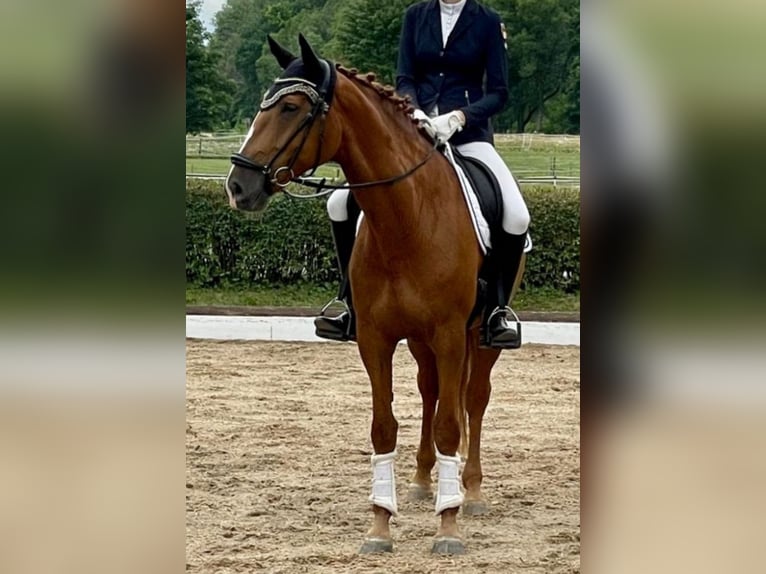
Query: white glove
xmin=430 ymin=110 xmax=465 ymax=144
xmin=411 ymin=108 xmax=439 ymax=141
xmin=411 ymin=108 xmax=430 ymax=123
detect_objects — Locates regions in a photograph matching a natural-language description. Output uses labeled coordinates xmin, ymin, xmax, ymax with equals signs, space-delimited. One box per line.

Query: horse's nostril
xmin=229 ymin=179 xmax=243 ymax=197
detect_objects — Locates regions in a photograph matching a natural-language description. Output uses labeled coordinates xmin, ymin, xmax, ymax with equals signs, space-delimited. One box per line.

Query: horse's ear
xmin=267 ymin=35 xmax=296 ymax=69
xmin=298 ymin=33 xmax=322 ymax=77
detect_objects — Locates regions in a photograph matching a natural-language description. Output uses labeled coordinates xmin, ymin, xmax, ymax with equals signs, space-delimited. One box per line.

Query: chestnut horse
xmin=226 ymin=35 xmax=524 ymax=555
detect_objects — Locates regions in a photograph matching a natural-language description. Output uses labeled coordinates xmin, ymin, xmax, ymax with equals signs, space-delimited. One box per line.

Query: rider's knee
xmin=503 ymin=203 xmax=530 ymax=236
xmin=326 ymin=189 xmax=351 ymax=221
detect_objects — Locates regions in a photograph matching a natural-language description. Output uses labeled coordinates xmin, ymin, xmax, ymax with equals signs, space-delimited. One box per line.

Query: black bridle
xmin=230 ymin=91 xmax=328 ymax=189
xmin=230 ymin=59 xmax=437 ymax=198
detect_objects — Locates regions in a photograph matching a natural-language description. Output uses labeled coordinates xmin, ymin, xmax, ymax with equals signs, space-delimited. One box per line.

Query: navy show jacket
xmin=396 ymin=0 xmax=509 ymax=146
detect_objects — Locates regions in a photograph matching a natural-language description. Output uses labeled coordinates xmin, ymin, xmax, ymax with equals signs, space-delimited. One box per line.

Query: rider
xmin=314 ymin=0 xmax=530 ymax=348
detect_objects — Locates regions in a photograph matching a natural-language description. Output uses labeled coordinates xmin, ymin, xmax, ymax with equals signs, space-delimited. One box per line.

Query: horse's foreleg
xmin=463 ymin=334 xmax=501 ymax=516
xmin=406 ymin=339 xmax=438 ymax=501
xmin=430 ymin=326 xmax=469 ymax=554
xmin=357 ymin=332 xmax=398 ymax=554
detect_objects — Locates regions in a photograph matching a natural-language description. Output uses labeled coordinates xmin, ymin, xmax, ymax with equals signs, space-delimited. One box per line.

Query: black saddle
xmin=450 ymin=147 xmax=504 ymax=239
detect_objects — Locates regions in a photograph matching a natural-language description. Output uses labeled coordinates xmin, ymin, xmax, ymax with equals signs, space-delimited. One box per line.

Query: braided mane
xmin=335 ymin=64 xmax=421 ymax=127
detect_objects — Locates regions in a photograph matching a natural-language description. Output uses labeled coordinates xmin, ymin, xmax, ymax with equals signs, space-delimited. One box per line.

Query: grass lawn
xmin=186 ymin=138 xmax=580 ymax=179
xmin=499 ymin=145 xmax=579 ymax=178
xmin=186 ymin=157 xmax=230 ymax=175
xmin=186 ymin=284 xmax=579 ymax=313
xmin=186 ymin=157 xmax=345 ymax=180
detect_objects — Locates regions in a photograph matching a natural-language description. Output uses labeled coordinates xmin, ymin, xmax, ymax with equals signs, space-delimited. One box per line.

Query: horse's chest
xmin=357 ymin=271 xmax=450 ymax=327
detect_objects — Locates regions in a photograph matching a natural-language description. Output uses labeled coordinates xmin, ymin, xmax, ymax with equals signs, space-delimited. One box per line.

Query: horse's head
xmin=225 ymin=35 xmax=341 ymax=211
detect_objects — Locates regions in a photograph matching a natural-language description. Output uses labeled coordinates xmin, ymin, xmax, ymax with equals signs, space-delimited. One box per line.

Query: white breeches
xmin=325 ymin=142 xmax=530 ymax=235
xmin=454 ymin=141 xmax=530 ymax=235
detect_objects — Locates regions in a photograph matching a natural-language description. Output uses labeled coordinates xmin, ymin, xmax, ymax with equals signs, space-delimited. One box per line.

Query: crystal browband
xmin=260 ymin=82 xmax=321 ymax=110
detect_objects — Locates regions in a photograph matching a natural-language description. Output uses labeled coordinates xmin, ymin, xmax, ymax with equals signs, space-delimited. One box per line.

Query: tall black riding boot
xmin=481 ymin=231 xmax=527 ymax=349
xmin=314 ymin=207 xmax=359 ymax=341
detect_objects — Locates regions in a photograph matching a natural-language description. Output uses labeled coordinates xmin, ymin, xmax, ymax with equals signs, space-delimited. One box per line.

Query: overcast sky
xmin=199 ymin=0 xmax=227 ymax=32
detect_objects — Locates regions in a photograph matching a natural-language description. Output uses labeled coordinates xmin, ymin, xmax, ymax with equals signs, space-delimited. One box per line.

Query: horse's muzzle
xmin=225 ymin=167 xmax=271 ymax=212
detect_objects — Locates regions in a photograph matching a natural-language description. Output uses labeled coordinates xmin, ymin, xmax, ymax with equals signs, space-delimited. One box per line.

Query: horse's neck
xmin=331 ymin=82 xmax=438 ymax=242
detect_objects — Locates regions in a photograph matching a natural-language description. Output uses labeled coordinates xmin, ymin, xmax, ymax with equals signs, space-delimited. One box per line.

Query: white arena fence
xmin=187 ymin=132 xmax=580 ymax=187
xmin=186 ymin=132 xmax=580 ymax=156
xmin=186 ymin=173 xmax=580 ymax=187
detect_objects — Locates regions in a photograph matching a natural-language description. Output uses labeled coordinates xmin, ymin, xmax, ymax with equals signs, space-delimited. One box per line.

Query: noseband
xmin=230 ymin=58 xmax=437 ymax=197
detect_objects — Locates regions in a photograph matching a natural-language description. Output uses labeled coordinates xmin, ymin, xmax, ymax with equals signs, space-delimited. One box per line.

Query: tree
xmin=559 ymin=56 xmax=580 ymax=134
xmin=330 ymin=0 xmax=412 ymax=85
xmin=212 ymin=0 xmax=332 ymax=123
xmin=186 ymin=1 xmax=233 ymax=133
xmin=488 ymin=0 xmax=578 ymax=132
xmin=560 ymin=6 xmax=580 ymax=134
xmin=256 ymin=1 xmax=339 ymax=107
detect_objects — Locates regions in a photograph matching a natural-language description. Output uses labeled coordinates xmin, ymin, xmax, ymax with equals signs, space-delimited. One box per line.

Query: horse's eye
xmin=281 ymin=102 xmax=299 ymax=113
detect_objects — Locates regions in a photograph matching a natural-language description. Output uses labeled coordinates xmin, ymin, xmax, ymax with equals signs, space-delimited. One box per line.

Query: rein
xmin=230 ymin=59 xmax=437 ymax=199
xmin=285 ymin=141 xmax=438 ymax=199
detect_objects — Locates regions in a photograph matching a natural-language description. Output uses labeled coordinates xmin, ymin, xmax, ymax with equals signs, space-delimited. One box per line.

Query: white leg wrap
xmin=369 ymin=450 xmax=398 ymax=516
xmin=435 ymin=449 xmax=464 ymax=515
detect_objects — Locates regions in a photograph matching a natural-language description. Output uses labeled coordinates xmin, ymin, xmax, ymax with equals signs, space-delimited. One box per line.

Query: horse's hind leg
xmin=357 ymin=332 xmax=399 ymax=554
xmin=463 ymin=332 xmax=501 ymax=516
xmin=406 ymin=339 xmax=438 ymax=501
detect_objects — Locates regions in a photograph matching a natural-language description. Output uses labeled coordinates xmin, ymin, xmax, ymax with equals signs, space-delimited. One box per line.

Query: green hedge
xmin=522 ymin=186 xmax=580 ymax=292
xmin=186 ymin=180 xmax=579 ymax=292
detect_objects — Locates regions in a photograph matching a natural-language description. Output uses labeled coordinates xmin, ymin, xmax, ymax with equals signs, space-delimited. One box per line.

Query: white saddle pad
xmin=443 ymin=144 xmax=532 ymax=255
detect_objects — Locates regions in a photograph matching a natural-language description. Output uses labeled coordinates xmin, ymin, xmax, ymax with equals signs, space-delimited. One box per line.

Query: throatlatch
xmin=434 ymin=450 xmax=464 ymax=515
xmin=369 ymin=450 xmax=398 ymax=516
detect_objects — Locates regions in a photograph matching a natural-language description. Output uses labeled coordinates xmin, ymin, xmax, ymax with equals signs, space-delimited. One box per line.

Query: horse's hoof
xmin=359 ymin=537 xmax=394 ymax=554
xmin=407 ymin=483 xmax=433 ymax=501
xmin=463 ymin=500 xmax=489 ymax=516
xmin=431 ymin=536 xmax=466 ymax=555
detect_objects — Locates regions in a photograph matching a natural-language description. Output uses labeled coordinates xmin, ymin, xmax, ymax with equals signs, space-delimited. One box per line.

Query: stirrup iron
xmin=314 ymin=297 xmax=355 ymax=342
xmin=318 ymin=297 xmax=350 ymax=317
xmin=483 ymin=306 xmax=522 ymax=349
xmin=487 ymin=305 xmax=520 ymax=326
